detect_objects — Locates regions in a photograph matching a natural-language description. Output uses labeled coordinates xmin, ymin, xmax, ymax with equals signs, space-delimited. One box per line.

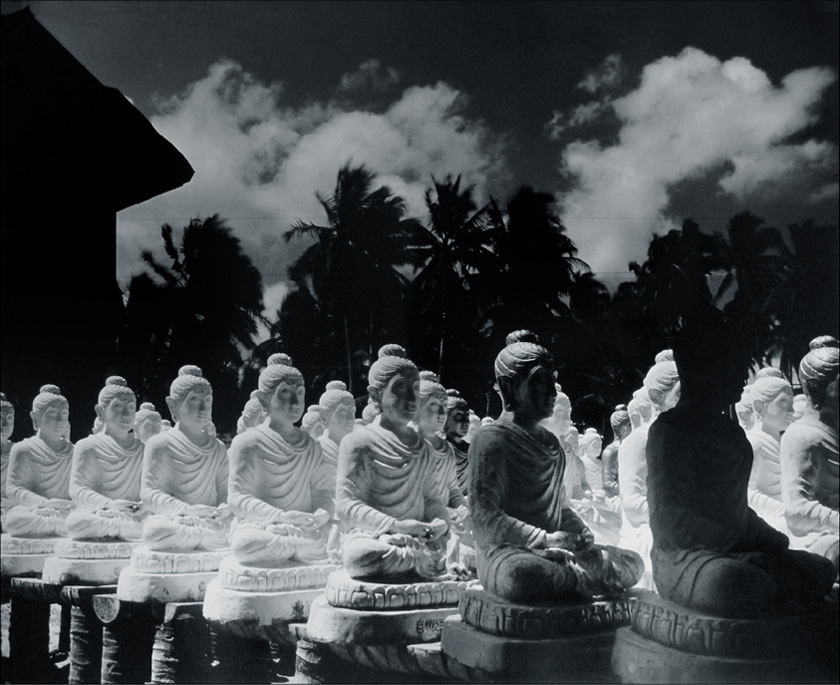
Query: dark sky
xmin=12 ymin=0 xmax=839 ymax=303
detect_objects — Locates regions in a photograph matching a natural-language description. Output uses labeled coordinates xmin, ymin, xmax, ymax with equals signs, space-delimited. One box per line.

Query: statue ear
xmin=647 ymin=388 xmax=662 ymax=408
xmin=752 ymin=399 xmax=766 ymax=416
xmin=368 ymin=386 xmax=381 ymax=406
xmin=803 ymin=379 xmax=825 ymax=409
xmin=497 ymin=377 xmax=517 ymax=411
xmin=94 ymin=405 xmax=105 ymax=422
xmin=30 ymin=410 xmax=40 ymax=431
xmin=165 ymin=396 xmax=178 ymax=422
xmin=254 ymin=390 xmax=268 ymax=409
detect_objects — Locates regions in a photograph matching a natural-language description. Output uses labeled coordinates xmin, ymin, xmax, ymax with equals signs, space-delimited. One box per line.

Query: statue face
xmin=37 ymin=403 xmax=70 ymax=442
xmin=760 ymin=387 xmax=794 ymax=433
xmin=418 ymin=397 xmax=446 ymax=438
xmin=135 ymin=416 xmax=162 ymax=444
xmin=552 ymin=396 xmax=572 ymax=431
xmin=327 ymin=398 xmax=355 ymax=442
xmin=1 ymin=407 xmax=14 ymax=440
xmin=267 ymin=379 xmax=306 ymax=428
xmin=658 ymin=382 xmax=681 ymax=411
xmin=102 ymin=395 xmax=137 ymax=439
xmin=585 ymin=436 xmax=603 ymax=457
xmin=824 ymin=374 xmax=839 ymax=418
xmin=379 ymin=370 xmax=420 ymax=426
xmin=445 ymin=409 xmax=470 ymax=440
xmin=513 ymin=365 xmax=556 ymax=424
xmin=175 ymin=387 xmax=213 ymax=432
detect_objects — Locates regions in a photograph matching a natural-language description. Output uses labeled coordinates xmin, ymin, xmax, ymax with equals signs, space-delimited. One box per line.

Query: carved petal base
xmin=217 ymin=555 xmax=340 ymax=592
xmin=0 ymin=534 xmax=63 ymax=576
xmin=324 ymin=568 xmax=476 ymax=610
xmin=0 ymin=533 xmax=61 ymax=555
xmin=459 ymin=586 xmax=631 ymax=640
xmin=441 ymin=615 xmax=618 ymax=681
xmin=610 ymin=626 xmax=802 ymax=684
xmin=53 ymin=538 xmax=136 ymax=560
xmin=630 ymin=589 xmax=836 ymax=660
xmin=129 ymin=547 xmax=226 ymax=574
xmin=203 ymin=577 xmax=323 ymax=644
xmin=42 ymin=556 xmax=130 ymax=585
xmin=306 ymin=595 xmax=459 ymax=646
xmin=116 ymin=566 xmax=216 ymax=603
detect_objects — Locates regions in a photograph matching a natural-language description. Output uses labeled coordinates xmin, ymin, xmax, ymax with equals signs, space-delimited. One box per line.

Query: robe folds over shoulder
xmin=229 ymin=424 xmax=333 ymax=522
xmin=748 ymin=428 xmax=783 ymax=499
xmin=141 ymin=429 xmax=228 ymax=514
xmin=336 ymin=422 xmax=448 ymax=536
xmin=70 ymin=433 xmax=144 ymax=509
xmin=317 ymin=433 xmax=340 ymax=494
xmin=469 ymin=422 xmax=578 ymax=554
xmin=7 ymin=436 xmax=74 ymax=505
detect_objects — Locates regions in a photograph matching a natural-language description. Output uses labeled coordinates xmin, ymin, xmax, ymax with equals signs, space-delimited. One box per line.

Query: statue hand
xmin=183 ymin=504 xmax=219 ymax=519
xmin=111 ymin=499 xmax=141 ymax=514
xmin=279 ymin=510 xmax=317 ymax=530
xmin=427 ymin=517 xmax=449 ymax=540
xmin=545 ymin=531 xmax=592 ymax=552
xmin=449 ymin=505 xmax=469 ymax=526
xmin=45 ymin=498 xmax=74 ymax=511
xmin=390 ymin=519 xmax=429 ymax=537
xmin=311 ymin=508 xmax=330 ymax=529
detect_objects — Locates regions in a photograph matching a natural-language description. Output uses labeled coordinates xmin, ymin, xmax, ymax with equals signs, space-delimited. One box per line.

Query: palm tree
xmin=406 ymin=175 xmax=497 ymax=379
xmin=119 ymin=215 xmax=265 ymax=430
xmin=283 ymin=163 xmax=421 ymax=392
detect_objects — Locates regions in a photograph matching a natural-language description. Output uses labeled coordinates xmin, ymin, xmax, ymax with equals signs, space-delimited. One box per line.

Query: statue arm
xmin=228 ymin=439 xmax=280 ymax=523
xmin=214 ymin=443 xmax=229 ymax=505
xmin=617 ymin=434 xmax=649 ymax=527
xmin=602 ymin=445 xmax=620 ymax=497
xmin=69 ymin=444 xmax=112 ymax=510
xmin=309 ymin=443 xmax=335 ymax=519
xmin=422 ymin=460 xmax=450 ymax=524
xmin=469 ymin=433 xmax=547 ymax=549
xmin=6 ymin=446 xmax=47 ymax=507
xmin=646 ymin=420 xmax=741 ymax=551
xmin=141 ymin=440 xmax=189 ymax=515
xmin=335 ymin=435 xmax=397 ymax=536
xmin=559 ymin=507 xmax=590 ymax=535
xmin=780 ymin=430 xmax=840 ymax=536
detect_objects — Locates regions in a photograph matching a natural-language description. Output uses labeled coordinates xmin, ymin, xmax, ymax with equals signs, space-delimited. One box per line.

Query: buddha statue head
xmin=160 ymin=419 xmax=173 ymax=431
xmin=748 ymin=375 xmax=794 ymax=436
xmin=755 ymin=367 xmax=785 ymax=380
xmin=166 ymin=365 xmax=213 ymax=434
xmin=735 ymin=384 xmax=756 ymax=431
xmin=466 ymin=410 xmax=481 ymax=443
xmin=417 ymin=374 xmax=448 ymax=439
xmin=494 ymin=342 xmax=556 ymax=424
xmin=237 ymin=390 xmax=264 ymax=434
xmin=361 ymin=400 xmax=379 ymax=425
xmin=257 ymin=360 xmax=306 ymax=431
xmin=481 ymin=416 xmax=494 ymax=426
xmin=31 ymin=384 xmax=70 ymax=444
xmin=301 ymin=408 xmax=323 ymax=437
xmin=267 ymin=353 xmax=294 ymax=367
xmin=655 ymin=349 xmax=674 ymax=363
xmin=505 ymin=329 xmax=540 ymax=346
xmin=643 ymin=361 xmax=681 ymax=413
xmin=93 ymin=376 xmax=137 ymax=439
xmin=792 ymin=393 xmax=807 ymax=422
xmin=610 ymin=404 xmax=631 ymax=442
xmin=134 ymin=402 xmax=163 ymax=444
xmin=444 ymin=389 xmax=470 ymax=441
xmin=631 ymin=387 xmax=653 ymax=426
xmin=798 ymin=336 xmax=839 ymax=418
xmin=318 ymin=381 xmax=355 ymax=443
xmin=1 ymin=392 xmax=14 ymax=443
xmin=367 ymin=346 xmax=419 ymax=428
xmin=580 ymin=428 xmax=603 ymax=459
xmin=565 ymin=425 xmax=581 ymax=456
xmin=547 ymin=384 xmax=573 ymax=432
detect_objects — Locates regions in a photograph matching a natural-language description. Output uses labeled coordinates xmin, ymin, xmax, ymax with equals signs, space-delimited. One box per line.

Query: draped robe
xmin=228 ymin=424 xmax=333 ymax=566
xmin=617 ymin=425 xmax=655 ymax=589
xmin=780 ymin=415 xmax=839 ymax=567
xmin=336 ymin=422 xmax=449 ymax=579
xmin=141 ymin=428 xmax=229 ymax=551
xmin=469 ymin=422 xmax=642 ymax=604
xmin=65 ymin=433 xmax=145 ymax=541
xmin=1 ymin=441 xmax=11 ymax=529
xmin=5 ymin=436 xmax=75 ymax=537
xmin=746 ymin=427 xmax=789 ymax=536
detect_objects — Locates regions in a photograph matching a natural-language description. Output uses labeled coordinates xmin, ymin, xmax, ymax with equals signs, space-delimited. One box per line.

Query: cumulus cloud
xmin=338 ymin=58 xmax=400 ymax=93
xmin=578 ymin=53 xmax=625 ymax=94
xmin=118 ymin=59 xmax=508 ymax=339
xmin=554 ymin=47 xmax=838 ymax=276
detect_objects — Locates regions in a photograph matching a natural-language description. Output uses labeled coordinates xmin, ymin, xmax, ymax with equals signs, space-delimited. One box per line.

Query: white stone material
xmin=116 ymin=566 xmax=217 ymax=603
xmin=1 ymin=552 xmax=51 ymax=576
xmin=203 ymin=578 xmax=324 ymax=626
xmin=0 ymin=533 xmax=60 ymax=555
xmin=54 ymin=538 xmax=136 ymax=559
xmin=42 ymin=556 xmax=130 ymax=585
xmin=217 ymin=555 xmax=340 ymax=592
xmin=130 ymin=547 xmax=225 ymax=574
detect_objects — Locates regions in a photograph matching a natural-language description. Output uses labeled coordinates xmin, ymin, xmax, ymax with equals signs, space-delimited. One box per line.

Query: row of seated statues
xmin=0 ymin=324 xmax=837 ymax=648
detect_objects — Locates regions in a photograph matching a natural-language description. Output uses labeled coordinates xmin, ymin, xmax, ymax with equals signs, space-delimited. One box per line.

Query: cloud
xmin=577 ymin=54 xmax=625 ymax=94
xmin=118 ymin=59 xmax=508 ymax=337
xmin=338 ymin=58 xmax=400 ymax=93
xmin=554 ymin=47 xmax=838 ymax=276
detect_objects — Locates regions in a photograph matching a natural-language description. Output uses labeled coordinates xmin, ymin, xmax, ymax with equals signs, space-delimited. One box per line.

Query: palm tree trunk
xmin=344 ymin=312 xmax=353 ymax=394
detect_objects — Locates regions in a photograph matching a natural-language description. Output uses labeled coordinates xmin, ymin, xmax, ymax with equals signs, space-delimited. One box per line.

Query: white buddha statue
xmin=134 ymin=402 xmax=163 ymax=445
xmin=227 ymin=361 xmax=333 ymax=567
xmin=5 ymin=385 xmax=75 ymax=537
xmin=140 ymin=365 xmax=230 ymax=551
xmin=64 ymin=376 xmax=146 ymax=541
xmin=236 ymin=390 xmax=265 ymax=435
xmin=1 ymin=393 xmax=16 ymax=529
xmin=302 ymin=404 xmax=324 ymax=439
xmin=746 ymin=375 xmax=794 ymax=536
xmin=317 ymin=381 xmax=355 ymax=492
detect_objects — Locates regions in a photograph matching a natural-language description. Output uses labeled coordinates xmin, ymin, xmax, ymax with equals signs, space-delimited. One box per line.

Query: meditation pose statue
xmin=780 ymin=338 xmax=839 ymax=571
xmin=141 ymin=365 xmax=230 ymax=551
xmin=5 ymin=385 xmax=75 ymax=537
xmin=602 ymin=405 xmax=630 ymax=498
xmin=746 ymin=375 xmax=795 ymax=536
xmin=317 ymin=381 xmax=355 ymax=493
xmin=236 ymin=390 xmax=265 ymax=435
xmin=227 ymin=361 xmax=333 ymax=567
xmin=647 ymin=319 xmax=834 ymax=618
xmin=1 ymin=393 xmax=15 ymax=528
xmin=302 ymin=404 xmax=324 ymax=439
xmin=469 ymin=342 xmax=643 ymax=604
xmin=444 ymin=389 xmax=471 ymax=497
xmin=64 ymin=377 xmax=145 ymax=541
xmin=618 ymin=361 xmax=681 ymax=590
xmin=134 ymin=402 xmax=162 ymax=445
xmin=335 ymin=348 xmax=451 ymax=580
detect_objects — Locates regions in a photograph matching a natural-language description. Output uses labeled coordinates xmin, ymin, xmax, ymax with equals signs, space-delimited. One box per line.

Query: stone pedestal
xmin=116 ymin=547 xmax=225 ymax=603
xmin=298 ymin=570 xmax=475 ymax=682
xmin=1 ymin=533 xmax=63 ymax=576
xmin=610 ymin=589 xmax=840 ymax=684
xmin=438 ymin=586 xmax=632 ymax=683
xmin=43 ymin=539 xmax=137 ymax=586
